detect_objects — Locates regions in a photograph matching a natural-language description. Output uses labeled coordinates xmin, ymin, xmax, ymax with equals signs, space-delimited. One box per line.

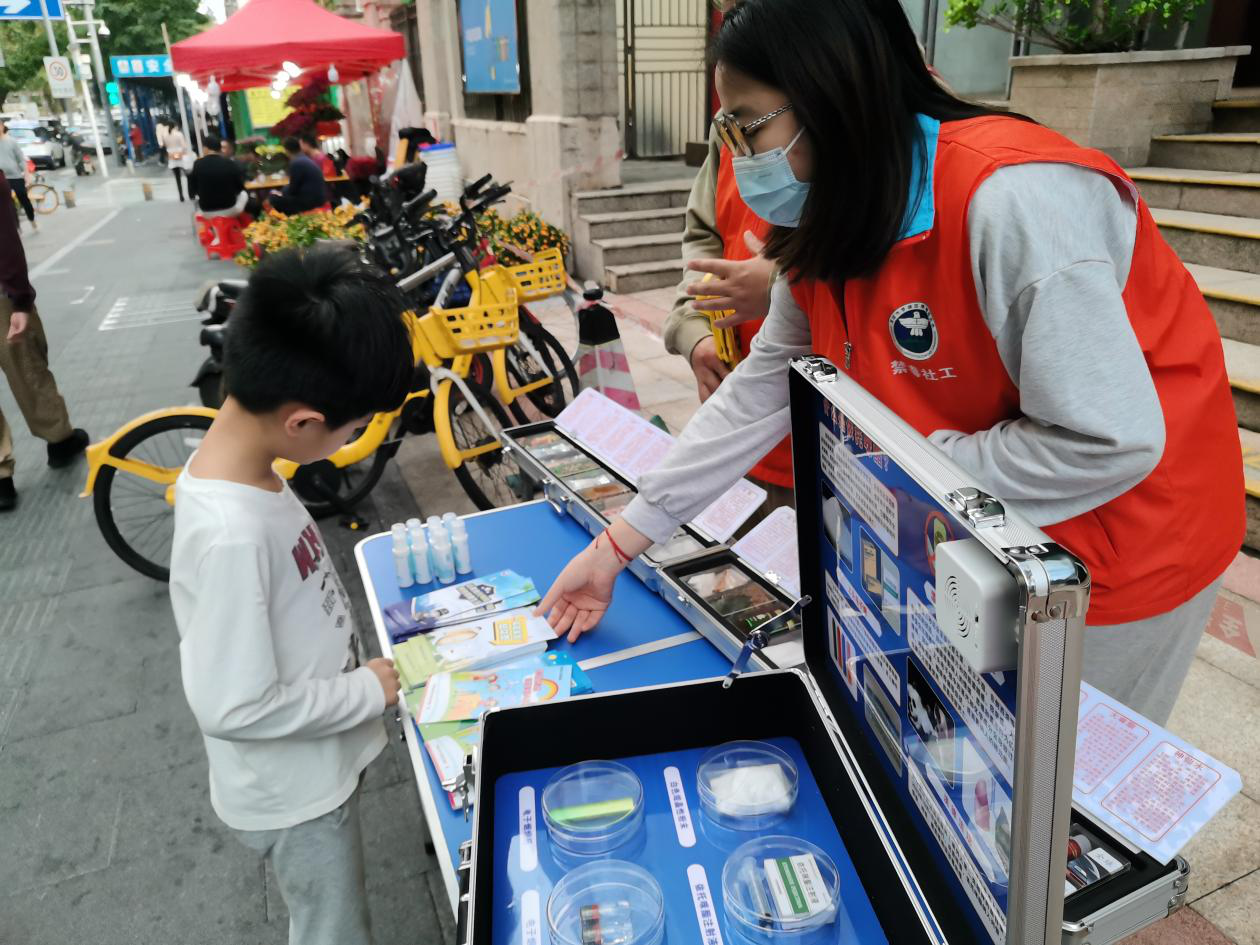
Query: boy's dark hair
xmin=299 ymin=132 xmax=319 ymax=150
xmin=282 ymin=136 xmax=301 ymax=154
xmin=204 ymin=132 xmax=222 ymax=153
xmin=711 ymin=0 xmax=1016 ymax=284
xmin=223 ymin=244 xmax=414 ymax=428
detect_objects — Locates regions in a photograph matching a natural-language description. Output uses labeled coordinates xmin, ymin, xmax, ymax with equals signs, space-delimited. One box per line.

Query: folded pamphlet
xmin=417 ymin=665 xmax=574 ymax=724
xmin=392 ymin=608 xmax=556 ymax=692
xmin=384 ymin=570 xmax=541 ymax=642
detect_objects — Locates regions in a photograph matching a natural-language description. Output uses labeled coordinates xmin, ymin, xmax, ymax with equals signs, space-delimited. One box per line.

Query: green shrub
xmin=944 ymin=0 xmax=1207 ymax=54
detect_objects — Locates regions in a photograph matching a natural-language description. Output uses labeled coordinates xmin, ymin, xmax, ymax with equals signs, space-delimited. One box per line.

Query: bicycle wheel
xmin=29 ymin=184 xmax=58 ymax=214
xmin=93 ymin=413 xmax=213 ymax=582
xmin=446 ymin=380 xmax=532 ymax=510
xmin=289 ymin=430 xmax=392 ymax=517
xmin=502 ymin=316 xmax=580 ymax=422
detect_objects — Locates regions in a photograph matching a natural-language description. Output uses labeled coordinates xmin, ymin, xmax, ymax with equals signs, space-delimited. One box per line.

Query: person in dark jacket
xmin=269 ymin=137 xmax=327 ymax=215
xmin=189 ymin=133 xmax=251 ymax=217
xmin=0 ymin=176 xmax=88 ymax=511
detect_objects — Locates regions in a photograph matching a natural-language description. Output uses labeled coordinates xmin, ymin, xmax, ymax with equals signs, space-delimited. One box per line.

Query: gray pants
xmin=234 ymin=787 xmax=374 ymax=945
xmin=1082 ymin=577 xmax=1222 ymax=725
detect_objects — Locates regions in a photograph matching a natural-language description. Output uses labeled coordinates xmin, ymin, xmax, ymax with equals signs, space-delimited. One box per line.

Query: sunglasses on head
xmin=713 ymin=104 xmax=794 ymax=158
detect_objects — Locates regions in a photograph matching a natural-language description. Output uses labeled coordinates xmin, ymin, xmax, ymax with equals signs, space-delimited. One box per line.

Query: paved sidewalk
xmin=0 ymin=181 xmax=448 ymax=945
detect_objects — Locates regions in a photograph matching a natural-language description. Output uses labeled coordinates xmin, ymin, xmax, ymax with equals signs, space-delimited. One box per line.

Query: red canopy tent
xmin=170 ymin=0 xmax=404 ymax=91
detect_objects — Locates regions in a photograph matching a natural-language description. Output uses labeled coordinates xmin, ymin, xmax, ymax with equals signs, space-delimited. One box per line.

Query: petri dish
xmin=547 ymin=860 xmax=666 ymax=945
xmin=542 ymin=761 xmax=645 ymax=857
xmin=722 ymin=836 xmax=841 ymax=945
xmin=697 ymin=741 xmax=800 ymax=829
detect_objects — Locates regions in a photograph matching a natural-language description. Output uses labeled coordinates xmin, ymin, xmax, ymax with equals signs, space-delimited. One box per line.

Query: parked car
xmin=6 ymin=123 xmax=66 ymax=168
xmin=70 ymin=124 xmax=113 ymax=155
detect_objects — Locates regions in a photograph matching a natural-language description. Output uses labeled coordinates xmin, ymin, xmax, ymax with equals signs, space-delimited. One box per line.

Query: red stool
xmin=194 ymin=214 xmax=214 ymax=248
xmin=204 ymin=215 xmax=247 ymax=260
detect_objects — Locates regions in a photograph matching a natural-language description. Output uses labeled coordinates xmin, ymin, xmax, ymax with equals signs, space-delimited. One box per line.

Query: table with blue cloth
xmin=354 ymin=500 xmax=736 ymax=909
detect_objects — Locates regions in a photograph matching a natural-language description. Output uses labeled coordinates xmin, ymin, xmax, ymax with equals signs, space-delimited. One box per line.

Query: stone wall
xmin=412 ymin=0 xmax=622 ymax=233
xmin=1009 ymin=47 xmax=1250 ymax=167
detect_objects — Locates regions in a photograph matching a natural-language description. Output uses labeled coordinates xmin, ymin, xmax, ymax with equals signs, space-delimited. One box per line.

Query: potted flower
xmin=945 ymin=0 xmax=1250 ymax=165
xmin=235 ymin=205 xmax=367 ymax=269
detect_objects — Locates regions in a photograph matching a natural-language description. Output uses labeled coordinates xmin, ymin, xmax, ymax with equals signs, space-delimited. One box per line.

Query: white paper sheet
xmin=731 ymin=506 xmax=801 ymax=596
xmin=1072 ymin=682 xmax=1241 ymax=864
xmin=554 ymin=389 xmax=766 ymax=542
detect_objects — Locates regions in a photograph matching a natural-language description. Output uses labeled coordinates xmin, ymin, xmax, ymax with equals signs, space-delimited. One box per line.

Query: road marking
xmin=98 ymin=292 xmax=199 ymax=332
xmin=29 ymin=208 xmax=121 ymax=279
xmin=81 ymin=239 xmax=116 ymax=247
xmin=70 ymin=285 xmax=95 ymax=305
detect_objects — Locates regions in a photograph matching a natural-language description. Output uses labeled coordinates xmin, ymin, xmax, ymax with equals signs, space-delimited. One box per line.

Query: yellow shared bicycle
xmin=82 ymin=263 xmax=549 ymax=582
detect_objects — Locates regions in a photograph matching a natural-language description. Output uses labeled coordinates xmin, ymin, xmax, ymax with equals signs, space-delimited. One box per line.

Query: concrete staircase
xmin=1130 ymin=96 xmax=1260 ymax=549
xmin=570 ymin=179 xmax=694 ymax=293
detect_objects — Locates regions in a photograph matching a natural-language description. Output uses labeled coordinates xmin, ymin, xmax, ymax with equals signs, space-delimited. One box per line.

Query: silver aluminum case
xmin=790 ymin=356 xmax=1087 ymax=945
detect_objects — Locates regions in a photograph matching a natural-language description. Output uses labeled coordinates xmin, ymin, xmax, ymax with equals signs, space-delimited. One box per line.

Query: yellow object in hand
xmin=698 ymin=272 xmax=742 ymax=368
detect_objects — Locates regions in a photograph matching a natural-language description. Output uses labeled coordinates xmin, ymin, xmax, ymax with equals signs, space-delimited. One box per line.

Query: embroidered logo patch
xmin=889 ymin=302 xmax=938 ymax=361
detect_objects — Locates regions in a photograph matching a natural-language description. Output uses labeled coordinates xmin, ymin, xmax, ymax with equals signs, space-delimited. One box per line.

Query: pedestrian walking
xmin=536 ymin=0 xmax=1243 ymax=725
xmin=128 ymin=122 xmax=145 ymax=162
xmin=166 ymin=126 xmax=192 ymax=203
xmin=156 ymin=116 xmax=171 ymax=166
xmin=0 ymin=176 xmax=89 ymax=512
xmin=0 ymin=122 xmax=36 ymax=232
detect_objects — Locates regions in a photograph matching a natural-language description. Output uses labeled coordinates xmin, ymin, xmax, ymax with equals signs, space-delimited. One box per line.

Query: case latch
xmin=722 ymin=594 xmax=812 ymax=688
xmin=452 ymin=748 xmax=477 ymax=822
xmin=798 ymin=356 xmax=838 ymax=382
xmin=946 ymin=487 xmax=1006 ymax=528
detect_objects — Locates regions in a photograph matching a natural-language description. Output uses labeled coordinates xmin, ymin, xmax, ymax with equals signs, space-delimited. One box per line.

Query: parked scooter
xmin=190 ymin=279 xmax=247 ymax=408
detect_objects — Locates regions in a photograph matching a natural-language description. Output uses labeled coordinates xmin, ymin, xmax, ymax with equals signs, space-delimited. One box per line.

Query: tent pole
xmin=162 ymin=22 xmax=195 ymax=155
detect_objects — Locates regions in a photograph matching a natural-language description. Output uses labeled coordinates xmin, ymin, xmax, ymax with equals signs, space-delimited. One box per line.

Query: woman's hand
xmin=685 ymin=231 xmax=775 ymax=328
xmin=535 ymin=519 xmax=652 ymax=643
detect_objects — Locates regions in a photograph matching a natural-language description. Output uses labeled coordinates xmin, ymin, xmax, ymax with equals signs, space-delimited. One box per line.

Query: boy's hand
xmin=367 ymin=657 xmax=401 ymax=706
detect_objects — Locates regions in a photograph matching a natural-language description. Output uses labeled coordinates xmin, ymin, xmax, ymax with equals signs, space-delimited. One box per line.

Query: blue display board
xmin=110 ymin=54 xmax=173 ymax=79
xmin=458 ymin=0 xmax=521 ymax=94
xmin=0 ymin=0 xmax=63 ymax=20
xmin=814 ymin=399 xmax=1017 ymax=945
xmin=491 ymin=737 xmax=888 ymax=945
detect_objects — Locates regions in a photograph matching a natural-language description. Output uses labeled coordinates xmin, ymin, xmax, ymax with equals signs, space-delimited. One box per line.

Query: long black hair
xmin=712 ymin=0 xmax=1008 ymax=283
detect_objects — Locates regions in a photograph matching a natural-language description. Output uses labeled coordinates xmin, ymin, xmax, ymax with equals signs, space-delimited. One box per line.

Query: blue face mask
xmin=732 ymin=128 xmax=810 ymax=227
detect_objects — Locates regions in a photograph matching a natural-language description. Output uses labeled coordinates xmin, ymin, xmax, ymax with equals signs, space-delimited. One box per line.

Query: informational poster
xmin=459 ymin=0 xmax=521 ymax=94
xmin=245 ymin=87 xmax=294 ymax=131
xmin=815 ymin=399 xmax=1017 ymax=945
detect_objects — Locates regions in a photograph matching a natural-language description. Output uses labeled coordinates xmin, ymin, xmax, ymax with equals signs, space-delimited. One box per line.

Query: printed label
xmin=907 ymin=586 xmax=1014 ymax=782
xmin=518 ymin=786 xmax=538 ymax=872
xmin=835 ymin=595 xmax=900 ymax=706
xmin=837 ymin=567 xmax=881 ymax=638
xmin=763 ymin=854 xmax=829 ymax=918
xmin=492 ymin=615 xmax=528 ymax=645
xmin=687 ymin=864 xmax=724 ymax=945
xmin=521 ymin=890 xmax=542 ymax=945
xmin=908 ymin=762 xmax=1005 ymax=945
xmin=1087 ymin=847 xmax=1125 ymax=875
xmin=1101 ymin=741 xmax=1223 ymax=843
xmin=819 ymin=422 xmax=899 ymax=554
xmin=665 ymin=766 xmax=697 ymax=847
xmin=1074 ymin=702 xmax=1150 ymax=794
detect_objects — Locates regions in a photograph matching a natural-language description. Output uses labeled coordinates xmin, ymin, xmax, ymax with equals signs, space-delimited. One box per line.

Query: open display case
xmin=467 ymin=357 xmax=1189 ymax=945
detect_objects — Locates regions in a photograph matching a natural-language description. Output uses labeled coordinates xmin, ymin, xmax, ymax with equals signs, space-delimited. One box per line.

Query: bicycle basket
xmin=505 ymin=247 xmax=567 ymax=301
xmin=424 ymin=268 xmax=520 ymax=358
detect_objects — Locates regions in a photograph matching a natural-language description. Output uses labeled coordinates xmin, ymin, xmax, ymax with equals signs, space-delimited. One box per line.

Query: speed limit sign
xmin=44 ymin=56 xmax=75 ymax=99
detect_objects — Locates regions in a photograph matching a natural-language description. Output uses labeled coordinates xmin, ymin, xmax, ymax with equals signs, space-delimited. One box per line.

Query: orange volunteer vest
xmin=792 ymin=115 xmax=1242 ymax=625
xmin=714 ymin=146 xmax=794 ymax=488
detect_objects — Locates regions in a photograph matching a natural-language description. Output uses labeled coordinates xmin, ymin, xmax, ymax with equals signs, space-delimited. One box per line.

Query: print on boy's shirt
xmin=291 ymin=523 xmax=325 ymax=580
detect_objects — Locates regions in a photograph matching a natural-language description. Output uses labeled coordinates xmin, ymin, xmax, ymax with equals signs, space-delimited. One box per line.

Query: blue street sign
xmin=0 ymin=0 xmax=65 ymax=19
xmin=109 ymin=54 xmax=174 ymax=79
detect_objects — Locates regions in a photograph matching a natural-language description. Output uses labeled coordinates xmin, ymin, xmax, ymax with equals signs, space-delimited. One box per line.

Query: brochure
xmin=392 ymin=608 xmax=556 ymax=692
xmin=383 ymin=570 xmax=540 ymax=642
xmin=419 ymin=721 xmax=481 ymax=807
xmin=416 ymin=665 xmax=574 ymax=724
xmin=1073 ymin=682 xmax=1241 ymax=864
xmin=731 ymin=506 xmax=801 ymax=596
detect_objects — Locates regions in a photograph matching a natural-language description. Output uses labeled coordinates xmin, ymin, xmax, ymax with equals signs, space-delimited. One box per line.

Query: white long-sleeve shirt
xmin=170 ymin=465 xmax=387 ymax=831
xmin=622 ymin=162 xmax=1166 ymax=543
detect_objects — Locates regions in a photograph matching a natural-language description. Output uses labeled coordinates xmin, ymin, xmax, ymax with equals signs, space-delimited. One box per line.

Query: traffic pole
xmin=37 ymin=0 xmax=68 ymax=123
xmin=84 ymin=0 xmax=119 ymax=167
xmin=162 ymin=22 xmax=195 ymax=160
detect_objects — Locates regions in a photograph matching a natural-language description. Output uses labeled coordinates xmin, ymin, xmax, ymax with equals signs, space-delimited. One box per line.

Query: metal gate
xmin=618 ymin=0 xmax=708 ymax=159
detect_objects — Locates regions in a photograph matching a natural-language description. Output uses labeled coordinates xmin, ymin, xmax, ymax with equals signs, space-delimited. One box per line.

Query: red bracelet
xmin=602 ymin=528 xmax=632 ymax=564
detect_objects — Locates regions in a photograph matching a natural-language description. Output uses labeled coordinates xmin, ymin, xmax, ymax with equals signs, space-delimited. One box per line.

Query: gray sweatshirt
xmin=622 ymin=161 xmax=1166 ymax=544
xmin=0 ymin=136 xmax=26 ymax=180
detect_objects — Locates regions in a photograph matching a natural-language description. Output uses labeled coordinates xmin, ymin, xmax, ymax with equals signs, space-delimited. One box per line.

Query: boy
xmin=169 ymin=244 xmax=416 ymax=945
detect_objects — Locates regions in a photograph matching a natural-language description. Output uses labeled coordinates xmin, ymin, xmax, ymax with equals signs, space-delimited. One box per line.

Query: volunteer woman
xmin=536 ymin=0 xmax=1243 ymax=724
